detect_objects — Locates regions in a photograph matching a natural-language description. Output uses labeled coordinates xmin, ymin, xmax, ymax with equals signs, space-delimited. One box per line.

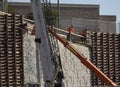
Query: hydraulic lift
xmin=30 ymin=0 xmax=118 ymax=86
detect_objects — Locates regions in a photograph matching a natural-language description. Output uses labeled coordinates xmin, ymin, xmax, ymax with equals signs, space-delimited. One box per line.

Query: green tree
xmin=43 ymin=6 xmax=58 ymax=26
xmin=26 ymin=7 xmax=58 ymax=26
xmin=8 ymin=5 xmax=15 ymax=14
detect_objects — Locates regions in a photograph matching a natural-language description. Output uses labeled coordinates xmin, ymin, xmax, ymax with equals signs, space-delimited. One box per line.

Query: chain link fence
xmin=56 ymin=17 xmax=119 ymax=34
xmin=117 ymin=22 xmax=120 ymax=34
xmin=0 ymin=0 xmax=8 ymax=12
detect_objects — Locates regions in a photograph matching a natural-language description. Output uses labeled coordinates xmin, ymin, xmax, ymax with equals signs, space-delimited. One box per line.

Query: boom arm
xmin=48 ymin=27 xmax=118 ymax=86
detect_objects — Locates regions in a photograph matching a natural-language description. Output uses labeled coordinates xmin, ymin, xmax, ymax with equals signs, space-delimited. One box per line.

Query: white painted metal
xmin=31 ymin=0 xmax=55 ymax=87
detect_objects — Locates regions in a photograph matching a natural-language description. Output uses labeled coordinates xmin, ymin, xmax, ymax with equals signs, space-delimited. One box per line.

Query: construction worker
xmin=80 ymin=28 xmax=88 ymax=44
xmin=66 ymin=25 xmax=75 ymax=41
xmin=82 ymin=28 xmax=87 ymax=37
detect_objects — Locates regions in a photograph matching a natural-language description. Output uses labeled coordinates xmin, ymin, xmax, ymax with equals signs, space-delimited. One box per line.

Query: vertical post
xmin=57 ymin=0 xmax=60 ymax=28
xmin=20 ymin=15 xmax=24 ymax=86
xmin=101 ymin=33 xmax=105 ymax=85
xmin=107 ymin=33 xmax=110 ymax=78
xmin=12 ymin=14 xmax=17 ymax=86
xmin=5 ymin=0 xmax=8 ymax=12
xmin=5 ymin=14 xmax=9 ymax=87
xmin=113 ymin=34 xmax=116 ymax=82
xmin=95 ymin=32 xmax=99 ymax=85
xmin=0 ymin=40 xmax=2 ymax=87
xmin=119 ymin=23 xmax=120 ymax=34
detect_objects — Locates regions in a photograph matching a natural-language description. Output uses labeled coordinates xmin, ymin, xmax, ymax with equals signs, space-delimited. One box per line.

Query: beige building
xmin=8 ymin=2 xmax=99 ymax=19
xmin=8 ymin=2 xmax=116 ymax=33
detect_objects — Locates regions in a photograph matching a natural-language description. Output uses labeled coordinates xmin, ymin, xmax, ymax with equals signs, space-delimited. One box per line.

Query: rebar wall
xmin=92 ymin=32 xmax=120 ymax=85
xmin=0 ymin=14 xmax=24 ymax=87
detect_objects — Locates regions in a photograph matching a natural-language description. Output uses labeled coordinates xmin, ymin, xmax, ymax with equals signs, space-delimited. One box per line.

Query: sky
xmin=8 ymin=0 xmax=120 ymax=23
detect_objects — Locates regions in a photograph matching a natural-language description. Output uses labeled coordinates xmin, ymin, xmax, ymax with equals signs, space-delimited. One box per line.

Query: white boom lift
xmin=31 ymin=0 xmax=55 ymax=87
xmin=30 ymin=0 xmax=117 ymax=87
xmin=31 ymin=0 xmax=64 ymax=87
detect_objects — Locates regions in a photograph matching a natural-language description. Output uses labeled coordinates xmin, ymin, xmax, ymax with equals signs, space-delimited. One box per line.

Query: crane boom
xmin=48 ymin=27 xmax=118 ymax=87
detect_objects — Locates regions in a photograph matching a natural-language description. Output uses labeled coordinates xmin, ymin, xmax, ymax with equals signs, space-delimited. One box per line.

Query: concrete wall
xmin=99 ymin=21 xmax=116 ymax=33
xmin=8 ymin=2 xmax=99 ymax=20
xmin=100 ymin=15 xmax=116 ymax=22
xmin=99 ymin=15 xmax=116 ymax=33
xmin=52 ymin=4 xmax=99 ymax=20
xmin=23 ymin=33 xmax=91 ymax=86
xmin=9 ymin=2 xmax=32 ymax=16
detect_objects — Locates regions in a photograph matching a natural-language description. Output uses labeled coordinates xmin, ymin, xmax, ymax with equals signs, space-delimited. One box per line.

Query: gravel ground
xmin=23 ymin=33 xmax=91 ymax=86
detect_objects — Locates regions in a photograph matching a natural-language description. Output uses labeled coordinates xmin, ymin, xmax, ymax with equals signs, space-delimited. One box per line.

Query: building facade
xmin=8 ymin=2 xmax=117 ymax=33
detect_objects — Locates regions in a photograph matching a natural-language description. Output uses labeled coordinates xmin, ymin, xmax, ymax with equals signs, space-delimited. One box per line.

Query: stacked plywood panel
xmin=92 ymin=32 xmax=120 ymax=85
xmin=0 ymin=14 xmax=24 ymax=87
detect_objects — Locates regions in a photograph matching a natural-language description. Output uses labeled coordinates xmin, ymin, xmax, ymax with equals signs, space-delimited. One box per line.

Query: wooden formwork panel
xmin=0 ymin=14 xmax=24 ymax=87
xmin=91 ymin=32 xmax=120 ymax=86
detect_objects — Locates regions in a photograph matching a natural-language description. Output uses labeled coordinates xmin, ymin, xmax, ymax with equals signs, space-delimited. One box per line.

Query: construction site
xmin=0 ymin=0 xmax=120 ymax=87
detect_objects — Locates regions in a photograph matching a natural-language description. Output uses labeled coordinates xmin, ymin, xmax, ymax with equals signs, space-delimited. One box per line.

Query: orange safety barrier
xmin=48 ymin=27 xmax=117 ymax=86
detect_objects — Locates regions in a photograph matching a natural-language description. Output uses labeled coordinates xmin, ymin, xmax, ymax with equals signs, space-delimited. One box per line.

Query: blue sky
xmin=8 ymin=0 xmax=120 ymax=22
